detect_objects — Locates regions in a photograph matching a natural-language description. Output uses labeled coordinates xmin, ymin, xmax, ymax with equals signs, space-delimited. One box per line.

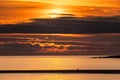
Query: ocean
xmin=0 ymin=56 xmax=120 ymax=80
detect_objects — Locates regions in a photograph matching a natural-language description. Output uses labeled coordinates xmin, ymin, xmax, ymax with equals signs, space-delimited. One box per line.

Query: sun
xmin=50 ymin=9 xmax=64 ymax=14
xmin=46 ymin=8 xmax=65 ymax=18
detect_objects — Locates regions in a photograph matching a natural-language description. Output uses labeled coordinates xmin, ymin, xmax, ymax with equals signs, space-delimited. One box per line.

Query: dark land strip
xmin=0 ymin=70 xmax=120 ymax=74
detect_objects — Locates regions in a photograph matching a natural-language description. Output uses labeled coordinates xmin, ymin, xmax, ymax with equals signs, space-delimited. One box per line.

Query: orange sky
xmin=15 ymin=0 xmax=120 ymax=7
xmin=0 ymin=0 xmax=120 ymax=24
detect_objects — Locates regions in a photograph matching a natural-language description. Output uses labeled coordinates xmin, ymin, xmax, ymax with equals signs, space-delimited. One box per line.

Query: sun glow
xmin=47 ymin=8 xmax=65 ymax=18
xmin=50 ymin=9 xmax=64 ymax=14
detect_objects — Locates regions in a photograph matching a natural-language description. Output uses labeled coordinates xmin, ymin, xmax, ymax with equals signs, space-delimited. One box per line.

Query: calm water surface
xmin=0 ymin=73 xmax=120 ymax=80
xmin=0 ymin=56 xmax=120 ymax=70
xmin=0 ymin=56 xmax=120 ymax=80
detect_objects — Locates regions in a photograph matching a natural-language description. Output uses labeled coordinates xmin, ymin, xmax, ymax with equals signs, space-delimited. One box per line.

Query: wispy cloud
xmin=65 ymin=6 xmax=120 ymax=16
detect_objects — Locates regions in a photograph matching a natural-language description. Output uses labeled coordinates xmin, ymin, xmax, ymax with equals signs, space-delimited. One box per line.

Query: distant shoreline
xmin=0 ymin=54 xmax=101 ymax=56
xmin=0 ymin=70 xmax=120 ymax=74
xmin=0 ymin=55 xmax=120 ymax=57
xmin=92 ymin=55 xmax=120 ymax=58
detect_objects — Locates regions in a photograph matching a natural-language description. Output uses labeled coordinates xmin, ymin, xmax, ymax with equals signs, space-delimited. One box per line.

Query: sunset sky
xmin=0 ymin=0 xmax=120 ymax=24
xmin=0 ymin=0 xmax=120 ymax=55
xmin=9 ymin=0 xmax=120 ymax=7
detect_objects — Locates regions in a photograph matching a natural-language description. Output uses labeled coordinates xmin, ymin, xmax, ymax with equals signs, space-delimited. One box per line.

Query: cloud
xmin=64 ymin=5 xmax=120 ymax=16
xmin=0 ymin=39 xmax=119 ymax=55
xmin=82 ymin=16 xmax=120 ymax=22
xmin=0 ymin=1 xmax=51 ymax=10
xmin=0 ymin=16 xmax=120 ymax=33
xmin=48 ymin=13 xmax=76 ymax=17
xmin=0 ymin=1 xmax=53 ymax=24
xmin=0 ymin=34 xmax=119 ymax=55
xmin=0 ymin=36 xmax=70 ymax=55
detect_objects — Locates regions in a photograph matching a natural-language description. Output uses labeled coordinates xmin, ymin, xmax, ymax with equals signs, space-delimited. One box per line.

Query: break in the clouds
xmin=0 ymin=34 xmax=119 ymax=55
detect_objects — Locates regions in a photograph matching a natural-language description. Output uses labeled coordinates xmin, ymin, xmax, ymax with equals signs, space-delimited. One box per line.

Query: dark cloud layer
xmin=0 ymin=34 xmax=119 ymax=55
xmin=0 ymin=16 xmax=120 ymax=34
